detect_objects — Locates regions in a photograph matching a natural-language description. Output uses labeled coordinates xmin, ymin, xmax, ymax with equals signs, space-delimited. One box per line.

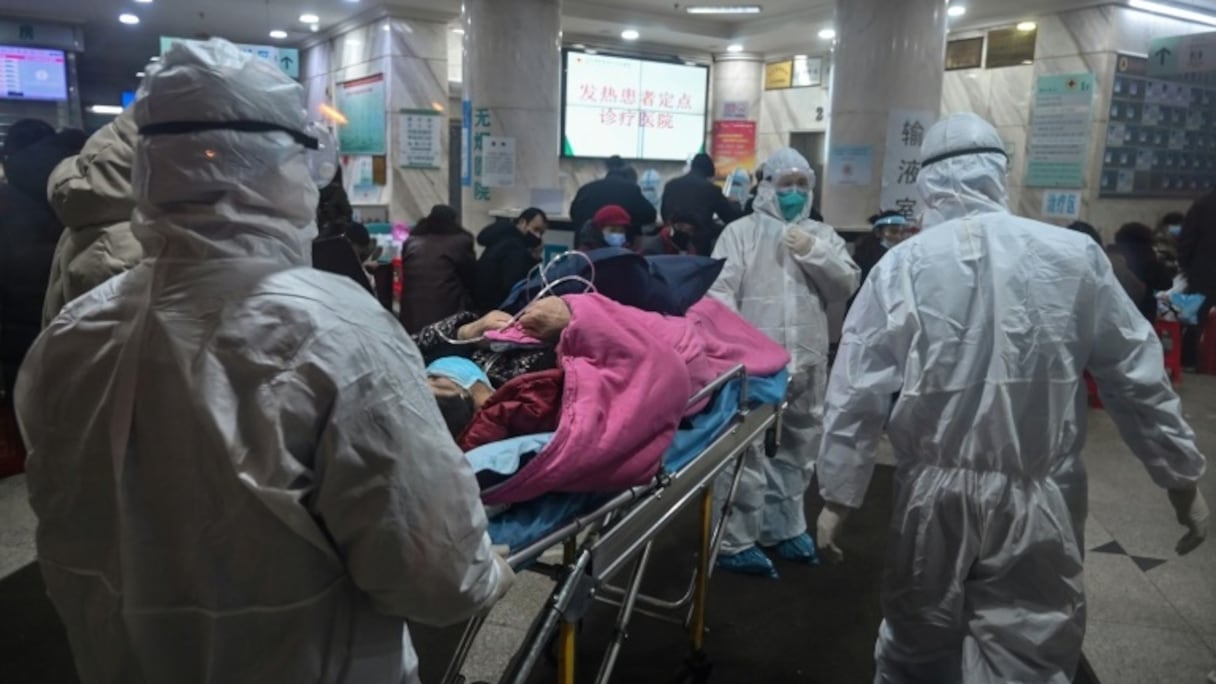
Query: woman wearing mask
xmin=1154 ymin=211 xmax=1185 ymax=276
xmin=399 ymin=204 xmax=476 ymax=334
xmin=707 ymin=147 xmax=860 ymax=578
xmin=475 ymin=207 xmax=548 ymax=312
xmin=575 ymin=204 xmax=633 ymax=251
xmin=1111 ymin=221 xmax=1175 ymax=322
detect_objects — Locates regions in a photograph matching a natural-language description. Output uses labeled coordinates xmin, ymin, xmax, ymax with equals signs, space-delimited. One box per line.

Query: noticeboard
xmin=1099 ymin=53 xmax=1216 ymax=198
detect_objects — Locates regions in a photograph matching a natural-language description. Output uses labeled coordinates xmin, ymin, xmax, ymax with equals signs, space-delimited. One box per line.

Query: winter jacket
xmin=458 ymin=368 xmax=564 ymax=452
xmin=43 ymin=109 xmax=142 ymax=326
xmin=413 ymin=311 xmax=556 ymax=388
xmin=1 ymin=132 xmax=82 ymax=394
xmin=475 ymin=221 xmax=539 ymax=312
xmin=660 ymin=172 xmax=742 ymax=248
xmin=569 ymin=177 xmax=657 ymax=232
xmin=1179 ymin=189 xmax=1216 ymax=299
xmin=399 ymin=231 xmax=476 ymax=334
xmin=1109 ymin=241 xmax=1173 ymax=321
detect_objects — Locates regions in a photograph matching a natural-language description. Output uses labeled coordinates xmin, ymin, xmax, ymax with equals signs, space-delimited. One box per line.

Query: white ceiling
xmin=3 ymin=0 xmax=1216 ymax=104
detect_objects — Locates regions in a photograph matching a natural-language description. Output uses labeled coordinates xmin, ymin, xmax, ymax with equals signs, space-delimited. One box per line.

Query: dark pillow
xmin=499 ymin=248 xmax=724 ymax=316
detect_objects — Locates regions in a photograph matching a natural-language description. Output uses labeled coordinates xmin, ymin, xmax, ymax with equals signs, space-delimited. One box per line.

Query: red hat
xmin=592 ymin=205 xmax=632 ymax=229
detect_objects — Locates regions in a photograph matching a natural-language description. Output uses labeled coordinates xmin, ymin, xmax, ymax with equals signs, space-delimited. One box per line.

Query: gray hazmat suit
xmin=15 ymin=39 xmax=508 ymax=684
xmin=710 ymin=147 xmax=860 ymax=554
xmin=817 ymin=112 xmax=1207 ymax=683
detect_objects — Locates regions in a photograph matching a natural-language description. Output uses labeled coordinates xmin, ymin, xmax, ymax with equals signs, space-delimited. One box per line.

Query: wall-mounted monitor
xmin=561 ymin=49 xmax=709 ymax=162
xmin=0 ymin=45 xmax=68 ymax=102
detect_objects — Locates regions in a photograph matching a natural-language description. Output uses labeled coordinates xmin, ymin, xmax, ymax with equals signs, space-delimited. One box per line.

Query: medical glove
xmin=1168 ymin=487 xmax=1209 ymax=555
xmin=816 ymin=502 xmax=850 ymax=564
xmin=784 ymin=228 xmax=814 ymax=257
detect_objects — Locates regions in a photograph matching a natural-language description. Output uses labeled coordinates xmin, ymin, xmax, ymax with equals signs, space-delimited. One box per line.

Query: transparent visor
xmin=138 ymin=119 xmax=340 ymax=188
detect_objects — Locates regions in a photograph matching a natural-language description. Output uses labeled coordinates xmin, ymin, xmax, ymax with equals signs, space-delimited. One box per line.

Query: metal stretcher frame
xmin=441 ymin=364 xmax=784 ymax=684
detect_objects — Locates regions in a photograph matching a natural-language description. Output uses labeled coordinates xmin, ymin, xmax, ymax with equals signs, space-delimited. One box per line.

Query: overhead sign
xmin=764 ymin=60 xmax=793 ymax=90
xmin=159 ymin=36 xmax=299 ymax=79
xmin=0 ymin=19 xmax=83 ymax=52
xmin=1148 ymin=31 xmax=1216 ymax=84
xmin=882 ymin=109 xmax=936 ymax=219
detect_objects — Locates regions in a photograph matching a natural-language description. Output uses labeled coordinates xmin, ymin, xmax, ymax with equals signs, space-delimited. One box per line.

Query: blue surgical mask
xmin=604 ymin=232 xmax=628 ymax=248
xmin=427 ymin=356 xmax=491 ymax=390
xmin=777 ymin=188 xmax=809 ymax=221
xmin=1168 ymin=224 xmax=1182 ymax=238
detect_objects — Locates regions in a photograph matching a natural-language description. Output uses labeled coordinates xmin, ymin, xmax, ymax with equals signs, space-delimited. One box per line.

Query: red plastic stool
xmin=1155 ymin=320 xmax=1183 ymax=385
xmin=1084 ymin=372 xmax=1103 ymax=410
xmin=1199 ymin=308 xmax=1216 ymax=375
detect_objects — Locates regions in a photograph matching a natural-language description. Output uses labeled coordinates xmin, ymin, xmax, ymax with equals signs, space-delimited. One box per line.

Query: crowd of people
xmin=0 ymin=37 xmax=1210 ymax=684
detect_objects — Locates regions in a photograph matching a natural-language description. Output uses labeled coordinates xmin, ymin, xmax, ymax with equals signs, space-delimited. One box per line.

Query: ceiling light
xmin=685 ymin=60 xmax=698 ymax=66
xmin=269 ymin=29 xmax=288 ymax=39
xmin=299 ymin=13 xmax=319 ymax=24
xmin=586 ymin=48 xmax=598 ymax=54
xmin=794 ymin=53 xmax=807 ymax=59
xmin=149 ymin=56 xmax=160 ymax=62
xmin=818 ymin=28 xmax=836 ymax=39
xmin=135 ymin=71 xmax=146 ymax=78
xmin=451 ymin=27 xmax=465 ymax=34
xmin=88 ymin=105 xmax=124 ymax=115
xmin=621 ymin=29 xmax=640 ymax=40
xmin=572 ymin=43 xmax=586 ymax=49
xmin=726 ymin=43 xmax=744 ymax=52
xmin=948 ymin=5 xmax=966 ymax=17
xmin=119 ymin=13 xmax=140 ymax=25
xmin=310 ymin=24 xmax=319 ymax=32
xmin=686 ymin=4 xmax=762 ymax=14
xmin=134 ymin=0 xmax=152 ymax=3
xmin=1128 ymin=0 xmax=1216 ymax=25
xmin=1016 ymin=21 xmax=1037 ymax=31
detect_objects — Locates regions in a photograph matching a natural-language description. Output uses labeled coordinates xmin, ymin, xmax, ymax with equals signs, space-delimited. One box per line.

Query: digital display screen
xmin=0 ymin=45 xmax=68 ymax=102
xmin=562 ymin=50 xmax=708 ymax=161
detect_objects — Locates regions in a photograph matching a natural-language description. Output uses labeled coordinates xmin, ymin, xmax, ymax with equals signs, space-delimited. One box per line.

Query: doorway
xmin=788 ymin=131 xmax=825 ymax=216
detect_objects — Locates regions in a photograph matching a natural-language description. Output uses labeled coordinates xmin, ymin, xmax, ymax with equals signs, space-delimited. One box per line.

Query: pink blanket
xmin=481 ymin=294 xmax=788 ymax=506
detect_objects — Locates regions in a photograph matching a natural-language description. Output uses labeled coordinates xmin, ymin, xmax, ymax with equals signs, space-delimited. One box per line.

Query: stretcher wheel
xmin=673 ymin=651 xmax=712 ymax=684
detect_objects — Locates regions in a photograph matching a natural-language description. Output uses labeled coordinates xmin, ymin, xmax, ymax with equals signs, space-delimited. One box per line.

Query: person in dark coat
xmin=639 ymin=211 xmax=700 ymax=256
xmin=1178 ymin=188 xmax=1216 ymax=366
xmin=399 ymin=204 xmax=476 ymax=333
xmin=660 ymin=153 xmax=742 ymax=255
xmin=474 ymin=207 xmax=548 ymax=312
xmin=0 ymin=120 xmax=85 ymax=396
xmin=1111 ymin=222 xmax=1174 ymax=322
xmin=312 ymin=218 xmax=375 ymax=295
xmin=569 ymin=157 xmax=657 ymax=232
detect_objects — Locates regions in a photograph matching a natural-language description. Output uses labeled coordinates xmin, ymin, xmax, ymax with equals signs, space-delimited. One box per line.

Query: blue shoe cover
xmin=715 ymin=546 xmax=779 ymax=579
xmin=769 ymin=532 xmax=821 ymax=566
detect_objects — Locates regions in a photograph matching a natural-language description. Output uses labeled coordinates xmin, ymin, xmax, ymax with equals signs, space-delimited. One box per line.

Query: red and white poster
xmin=710 ymin=120 xmax=758 ymax=177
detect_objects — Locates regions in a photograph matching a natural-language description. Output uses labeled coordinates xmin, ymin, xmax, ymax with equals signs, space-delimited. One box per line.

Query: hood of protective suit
xmin=131 ymin=39 xmax=318 ymax=263
xmin=639 ymin=169 xmax=663 ymax=208
xmin=916 ymin=112 xmax=1009 ymax=229
xmin=753 ymin=147 xmax=815 ymax=224
xmin=49 ymin=107 xmax=137 ymax=231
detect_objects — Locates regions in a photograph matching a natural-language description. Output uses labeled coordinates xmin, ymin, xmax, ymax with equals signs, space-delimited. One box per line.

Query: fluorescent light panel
xmin=88 ymin=105 xmax=124 ymax=115
xmin=686 ymin=5 xmax=762 ymax=14
xmin=1129 ymin=0 xmax=1216 ymax=25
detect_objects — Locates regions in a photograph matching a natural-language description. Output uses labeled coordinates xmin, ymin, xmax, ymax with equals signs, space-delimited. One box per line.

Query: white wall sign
xmin=828 ymin=145 xmax=874 ymax=187
xmin=721 ymin=100 xmax=750 ymax=120
xmin=398 ymin=109 xmax=442 ymax=169
xmin=881 ymin=109 xmax=936 ymax=219
xmin=482 ymin=136 xmax=516 ymax=188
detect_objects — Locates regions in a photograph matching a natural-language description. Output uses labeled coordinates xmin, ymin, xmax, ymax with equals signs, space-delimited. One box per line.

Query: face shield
xmin=137 ymin=119 xmax=338 ymax=188
xmin=754 ymin=147 xmax=815 ymax=224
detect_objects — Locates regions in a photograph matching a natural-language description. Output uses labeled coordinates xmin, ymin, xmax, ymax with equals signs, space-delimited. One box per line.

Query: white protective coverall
xmin=710 ymin=148 xmax=860 ymax=554
xmin=15 ymin=39 xmax=508 ymax=684
xmin=818 ymin=112 xmax=1207 ymax=683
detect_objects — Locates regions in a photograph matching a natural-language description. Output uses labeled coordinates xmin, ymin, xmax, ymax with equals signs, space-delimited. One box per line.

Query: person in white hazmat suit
xmin=15 ymin=39 xmax=511 ymax=684
xmin=816 ymin=112 xmax=1209 ymax=683
xmin=709 ymin=147 xmax=860 ymax=578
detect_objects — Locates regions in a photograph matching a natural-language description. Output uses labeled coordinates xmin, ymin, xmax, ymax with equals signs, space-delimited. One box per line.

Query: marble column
xmin=462 ymin=0 xmax=562 ymax=233
xmin=823 ymin=0 xmax=948 ymax=228
xmin=711 ymin=52 xmax=764 ymax=177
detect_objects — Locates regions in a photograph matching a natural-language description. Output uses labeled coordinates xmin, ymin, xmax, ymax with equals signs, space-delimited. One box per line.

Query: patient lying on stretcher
xmin=419 ymin=293 xmax=790 ymax=505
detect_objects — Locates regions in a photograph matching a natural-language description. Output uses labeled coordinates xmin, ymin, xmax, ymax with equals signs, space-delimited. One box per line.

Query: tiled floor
xmin=2 ymin=377 xmax=1214 ymax=683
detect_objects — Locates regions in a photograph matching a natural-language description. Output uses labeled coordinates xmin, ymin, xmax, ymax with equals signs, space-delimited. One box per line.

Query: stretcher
xmin=442 ymin=364 xmax=785 ymax=684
